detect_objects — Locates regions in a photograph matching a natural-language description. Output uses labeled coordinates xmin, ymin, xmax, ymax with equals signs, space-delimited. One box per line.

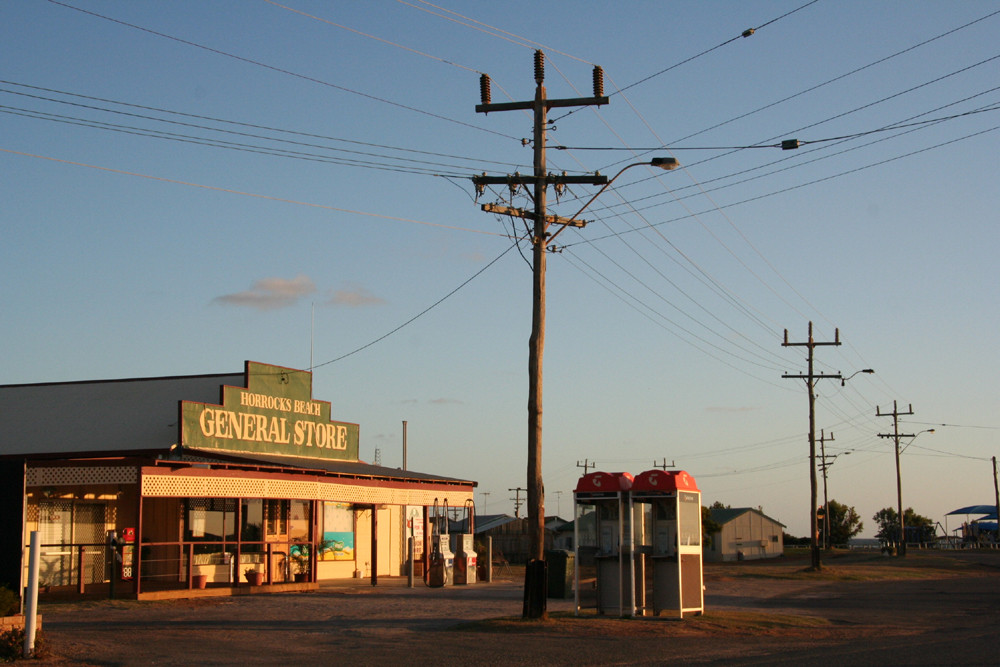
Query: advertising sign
xmin=180 ymin=361 xmax=359 ymax=461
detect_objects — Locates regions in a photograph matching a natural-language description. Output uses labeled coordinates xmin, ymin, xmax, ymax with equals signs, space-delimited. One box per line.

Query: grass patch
xmin=452 ymin=610 xmax=830 ymax=638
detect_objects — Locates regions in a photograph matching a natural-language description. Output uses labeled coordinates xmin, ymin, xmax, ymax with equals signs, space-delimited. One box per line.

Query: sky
xmin=2 ymin=1 xmax=999 ymax=539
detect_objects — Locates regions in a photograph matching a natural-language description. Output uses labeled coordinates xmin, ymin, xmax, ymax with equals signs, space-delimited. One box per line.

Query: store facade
xmin=1 ymin=362 xmax=474 ymax=599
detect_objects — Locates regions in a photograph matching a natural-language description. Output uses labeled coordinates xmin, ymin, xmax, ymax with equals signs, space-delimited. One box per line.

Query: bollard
xmin=408 ymin=537 xmax=415 ymax=588
xmin=23 ymin=531 xmax=40 ymax=658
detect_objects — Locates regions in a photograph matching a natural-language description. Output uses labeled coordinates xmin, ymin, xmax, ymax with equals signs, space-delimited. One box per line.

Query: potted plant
xmin=290 ymin=543 xmax=315 ymax=582
xmin=244 ymin=567 xmax=264 ymax=586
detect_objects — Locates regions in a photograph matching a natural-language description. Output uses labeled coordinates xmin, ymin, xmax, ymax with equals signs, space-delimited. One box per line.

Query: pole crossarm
xmin=476 ymin=96 xmax=609 ymax=114
xmin=480 ymin=203 xmax=588 ymax=228
xmin=472 ymin=174 xmax=608 ymax=186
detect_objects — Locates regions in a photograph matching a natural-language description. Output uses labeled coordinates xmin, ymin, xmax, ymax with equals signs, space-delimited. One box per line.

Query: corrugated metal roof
xmin=710 ymin=507 xmax=786 ymax=528
xmin=0 ymin=373 xmax=242 ymax=456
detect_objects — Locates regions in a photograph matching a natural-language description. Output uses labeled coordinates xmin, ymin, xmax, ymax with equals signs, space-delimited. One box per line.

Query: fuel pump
xmin=427 ymin=499 xmax=454 ymax=587
xmin=452 ymin=500 xmax=477 ymax=585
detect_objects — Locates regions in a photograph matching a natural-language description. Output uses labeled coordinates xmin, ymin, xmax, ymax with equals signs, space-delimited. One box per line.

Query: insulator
xmin=592 ymin=66 xmax=604 ymax=98
xmin=479 ymin=74 xmax=491 ymax=105
xmin=534 ymin=50 xmax=545 ymax=84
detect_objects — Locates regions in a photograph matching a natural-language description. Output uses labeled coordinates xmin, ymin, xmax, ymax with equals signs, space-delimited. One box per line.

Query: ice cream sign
xmin=181 ymin=361 xmax=359 ymax=461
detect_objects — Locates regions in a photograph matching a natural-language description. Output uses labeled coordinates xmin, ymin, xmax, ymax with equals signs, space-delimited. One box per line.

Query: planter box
xmin=1 ymin=614 xmax=42 ymax=632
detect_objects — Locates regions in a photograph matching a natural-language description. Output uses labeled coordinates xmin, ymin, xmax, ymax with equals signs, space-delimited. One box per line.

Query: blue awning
xmin=946 ymin=504 xmax=998 ymax=518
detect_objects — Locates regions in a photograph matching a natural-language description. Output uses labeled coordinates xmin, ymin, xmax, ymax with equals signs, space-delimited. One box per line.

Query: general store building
xmin=0 ymin=362 xmax=474 ymax=599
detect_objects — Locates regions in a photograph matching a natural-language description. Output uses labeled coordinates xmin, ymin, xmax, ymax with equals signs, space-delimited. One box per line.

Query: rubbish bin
xmin=546 ymin=549 xmax=574 ymax=599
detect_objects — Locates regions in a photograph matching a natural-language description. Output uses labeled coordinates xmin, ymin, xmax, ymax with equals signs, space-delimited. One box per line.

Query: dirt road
xmin=29 ymin=551 xmax=1000 ymax=665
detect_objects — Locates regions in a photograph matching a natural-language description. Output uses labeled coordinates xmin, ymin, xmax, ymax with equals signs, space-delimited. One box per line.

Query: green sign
xmin=181 ymin=361 xmax=359 ymax=461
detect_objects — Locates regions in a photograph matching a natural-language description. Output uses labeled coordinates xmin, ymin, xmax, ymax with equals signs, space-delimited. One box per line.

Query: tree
xmin=819 ymin=499 xmax=863 ymax=547
xmin=702 ymin=505 xmax=722 ymax=550
xmin=873 ymin=507 xmax=936 ymax=545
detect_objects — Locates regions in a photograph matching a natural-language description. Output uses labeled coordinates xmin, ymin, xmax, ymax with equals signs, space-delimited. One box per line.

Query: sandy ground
xmin=26 ymin=550 xmax=1000 ymax=666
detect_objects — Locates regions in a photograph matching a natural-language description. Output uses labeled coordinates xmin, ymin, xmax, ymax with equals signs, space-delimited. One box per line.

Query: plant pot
xmin=245 ymin=571 xmax=264 ymax=586
xmin=294 ymin=572 xmax=308 ymax=583
xmin=192 ymin=574 xmax=208 ymax=589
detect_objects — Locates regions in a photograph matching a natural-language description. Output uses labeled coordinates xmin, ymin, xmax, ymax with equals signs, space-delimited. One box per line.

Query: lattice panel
xmin=141 ymin=473 xmax=472 ymax=506
xmin=27 ymin=466 xmax=137 ymax=487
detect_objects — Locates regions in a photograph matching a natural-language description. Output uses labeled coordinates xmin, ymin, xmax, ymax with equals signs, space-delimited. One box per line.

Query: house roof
xmin=710 ymin=507 xmax=786 ymax=528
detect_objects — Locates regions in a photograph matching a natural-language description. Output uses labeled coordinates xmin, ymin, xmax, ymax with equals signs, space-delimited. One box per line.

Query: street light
xmin=546 ymin=157 xmax=680 ymax=248
xmin=841 ymin=369 xmax=874 ymax=386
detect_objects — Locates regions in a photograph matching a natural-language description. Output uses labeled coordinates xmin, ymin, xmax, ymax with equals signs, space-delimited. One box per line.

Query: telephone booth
xmin=573 ymin=471 xmax=634 ymax=617
xmin=631 ymin=469 xmax=704 ymax=618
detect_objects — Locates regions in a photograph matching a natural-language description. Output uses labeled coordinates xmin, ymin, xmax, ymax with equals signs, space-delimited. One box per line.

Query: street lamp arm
xmin=841 ymin=368 xmax=875 ymax=386
xmin=545 ymin=157 xmax=679 ymax=247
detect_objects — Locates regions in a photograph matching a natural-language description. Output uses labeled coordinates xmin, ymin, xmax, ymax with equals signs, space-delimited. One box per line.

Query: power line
xmin=45 ymin=0 xmax=518 ymax=141
xmin=310 ymin=240 xmax=521 ymax=370
xmin=0 ymin=147 xmax=508 ymax=238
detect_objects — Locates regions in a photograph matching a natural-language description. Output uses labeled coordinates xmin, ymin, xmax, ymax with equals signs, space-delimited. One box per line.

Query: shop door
xmin=38 ymin=501 xmax=73 ymax=587
xmin=264 ymin=499 xmax=289 ymax=581
xmin=74 ymin=503 xmax=108 ymax=584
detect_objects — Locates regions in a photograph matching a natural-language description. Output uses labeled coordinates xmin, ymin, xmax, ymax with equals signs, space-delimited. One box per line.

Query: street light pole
xmin=783 ymin=323 xmax=842 ymax=571
xmin=473 ymin=53 xmax=680 ymax=618
xmin=877 ymin=401 xmax=916 ymax=556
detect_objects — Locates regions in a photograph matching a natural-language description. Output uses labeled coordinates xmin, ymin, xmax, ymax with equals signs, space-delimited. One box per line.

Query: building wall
xmin=706 ymin=511 xmax=783 ymax=562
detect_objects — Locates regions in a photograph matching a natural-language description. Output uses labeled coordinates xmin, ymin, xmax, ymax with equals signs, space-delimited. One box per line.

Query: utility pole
xmin=783 ymin=322 xmax=842 ymax=571
xmin=576 ymin=459 xmax=596 ymax=475
xmin=654 ymin=459 xmax=675 ymax=471
xmin=509 ymin=487 xmax=526 ymax=519
xmin=817 ymin=430 xmax=834 ymax=549
xmin=475 ymin=51 xmax=609 ymax=619
xmin=993 ymin=457 xmax=1000 ymax=544
xmin=877 ymin=401 xmax=915 ymax=556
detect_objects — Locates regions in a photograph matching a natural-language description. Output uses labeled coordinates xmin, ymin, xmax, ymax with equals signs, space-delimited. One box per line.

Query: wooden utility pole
xmin=509 ymin=487 xmax=526 ymax=519
xmin=474 ymin=51 xmax=609 ymax=619
xmin=993 ymin=457 xmax=1000 ymax=542
xmin=877 ymin=401 xmax=915 ymax=556
xmin=783 ymin=322 xmax=842 ymax=571
xmin=576 ymin=459 xmax=596 ymax=475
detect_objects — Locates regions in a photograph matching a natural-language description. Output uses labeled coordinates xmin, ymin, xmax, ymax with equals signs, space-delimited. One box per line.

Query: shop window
xmin=319 ymin=502 xmax=355 ymax=561
xmin=185 ymin=498 xmax=235 ymax=554
xmin=265 ymin=499 xmax=287 ymax=539
xmin=289 ymin=499 xmax=310 ymax=542
xmin=242 ymin=498 xmax=263 ymax=553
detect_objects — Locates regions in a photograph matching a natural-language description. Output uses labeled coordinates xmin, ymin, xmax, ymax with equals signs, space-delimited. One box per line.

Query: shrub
xmin=0 ymin=626 xmax=46 ymax=662
xmin=0 ymin=588 xmax=17 ymax=618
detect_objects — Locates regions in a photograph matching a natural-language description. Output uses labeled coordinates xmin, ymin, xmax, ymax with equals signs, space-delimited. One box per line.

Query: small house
xmin=706 ymin=507 xmax=784 ymax=562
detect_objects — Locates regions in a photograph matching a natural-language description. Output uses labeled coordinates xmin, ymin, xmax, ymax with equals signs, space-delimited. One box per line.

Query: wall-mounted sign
xmin=180 ymin=361 xmax=359 ymax=461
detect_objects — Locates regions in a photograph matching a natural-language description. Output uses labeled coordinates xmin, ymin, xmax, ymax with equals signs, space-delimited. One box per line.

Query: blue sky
xmin=3 ymin=1 xmax=998 ymax=538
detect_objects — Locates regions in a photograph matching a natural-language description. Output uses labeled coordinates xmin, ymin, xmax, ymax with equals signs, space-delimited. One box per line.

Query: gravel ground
xmin=26 ymin=551 xmax=1000 ymax=666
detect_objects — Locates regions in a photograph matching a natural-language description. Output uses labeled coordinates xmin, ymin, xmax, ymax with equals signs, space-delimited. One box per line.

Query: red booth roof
xmin=632 ymin=469 xmax=699 ymax=493
xmin=575 ymin=471 xmax=633 ymax=494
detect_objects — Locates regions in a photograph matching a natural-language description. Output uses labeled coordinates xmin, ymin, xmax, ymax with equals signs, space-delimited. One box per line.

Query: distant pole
xmin=877 ymin=401 xmax=915 ymax=556
xmin=818 ymin=430 xmax=834 ymax=549
xmin=783 ymin=322 xmax=842 ymax=571
xmin=402 ymin=420 xmax=407 ymax=471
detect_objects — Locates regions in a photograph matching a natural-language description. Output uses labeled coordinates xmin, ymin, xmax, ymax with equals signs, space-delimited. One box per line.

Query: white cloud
xmin=324 ymin=284 xmax=386 ymax=308
xmin=212 ymin=275 xmax=316 ymax=310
